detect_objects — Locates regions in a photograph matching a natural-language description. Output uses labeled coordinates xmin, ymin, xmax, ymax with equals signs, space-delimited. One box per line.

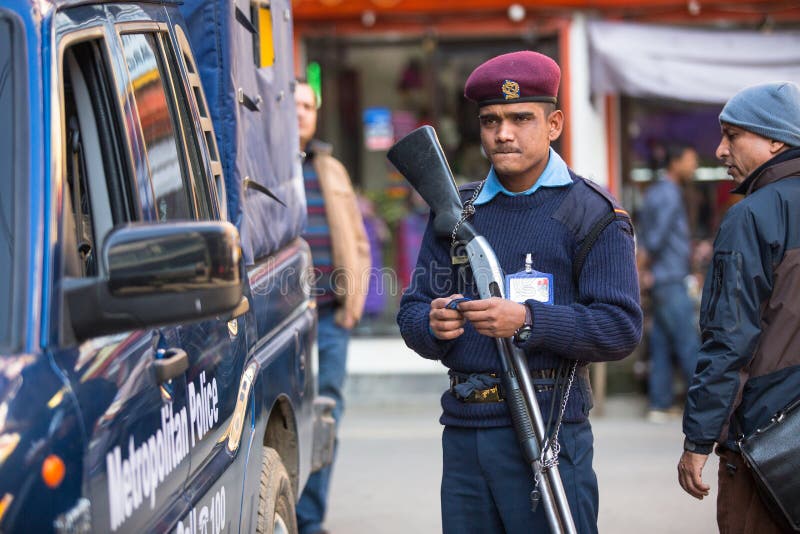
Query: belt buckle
xmin=469 ymin=384 xmax=502 ymax=403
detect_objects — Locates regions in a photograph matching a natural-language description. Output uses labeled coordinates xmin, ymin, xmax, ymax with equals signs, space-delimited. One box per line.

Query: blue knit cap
xmin=719 ymin=82 xmax=800 ymax=147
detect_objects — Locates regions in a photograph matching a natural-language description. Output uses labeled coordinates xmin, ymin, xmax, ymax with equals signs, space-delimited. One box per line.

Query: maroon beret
xmin=464 ymin=51 xmax=560 ymax=107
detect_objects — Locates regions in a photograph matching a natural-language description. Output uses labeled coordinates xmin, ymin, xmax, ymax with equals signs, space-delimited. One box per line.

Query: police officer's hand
xmin=677 ymin=451 xmax=711 ymax=499
xmin=429 ymin=294 xmax=467 ymax=340
xmin=457 ymin=298 xmax=526 ymax=339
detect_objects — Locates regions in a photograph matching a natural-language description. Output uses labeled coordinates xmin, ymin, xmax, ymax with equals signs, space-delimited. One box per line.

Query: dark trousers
xmin=717 ymin=448 xmax=788 ymax=534
xmin=441 ymin=421 xmax=598 ymax=534
xmin=297 ymin=305 xmax=351 ymax=534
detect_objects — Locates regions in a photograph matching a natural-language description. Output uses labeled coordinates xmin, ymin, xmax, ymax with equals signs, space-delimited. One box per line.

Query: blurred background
xmin=290 ymin=0 xmax=800 ymax=400
xmin=289 ymin=4 xmax=800 ymax=530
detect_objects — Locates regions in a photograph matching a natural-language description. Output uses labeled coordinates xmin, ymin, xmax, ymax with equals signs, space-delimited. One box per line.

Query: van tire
xmin=256 ymin=447 xmax=297 ymax=534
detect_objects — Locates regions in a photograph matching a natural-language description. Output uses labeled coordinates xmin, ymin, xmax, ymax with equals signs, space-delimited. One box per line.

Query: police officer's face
xmin=716 ymin=123 xmax=783 ymax=183
xmin=478 ymin=102 xmax=563 ymax=189
xmin=295 ymin=83 xmax=318 ymax=148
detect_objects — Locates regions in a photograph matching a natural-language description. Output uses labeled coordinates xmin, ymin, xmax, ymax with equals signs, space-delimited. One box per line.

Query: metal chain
xmin=451 ymin=180 xmax=485 ymax=249
xmin=531 ymin=361 xmax=579 ymax=511
xmin=540 ymin=361 xmax=578 ymax=470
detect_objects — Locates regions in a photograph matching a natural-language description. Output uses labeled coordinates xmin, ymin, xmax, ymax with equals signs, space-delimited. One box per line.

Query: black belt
xmin=449 ymin=368 xmax=563 ymax=403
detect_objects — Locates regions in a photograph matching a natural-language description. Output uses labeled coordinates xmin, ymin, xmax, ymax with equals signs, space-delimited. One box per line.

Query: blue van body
xmin=0 ymin=1 xmax=329 ymax=532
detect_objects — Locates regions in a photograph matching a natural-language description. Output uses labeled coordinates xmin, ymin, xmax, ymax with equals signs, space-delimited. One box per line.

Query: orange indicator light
xmin=42 ymin=455 xmax=66 ymax=489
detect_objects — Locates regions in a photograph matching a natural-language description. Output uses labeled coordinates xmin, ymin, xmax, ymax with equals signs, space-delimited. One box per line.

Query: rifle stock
xmin=387 ymin=126 xmax=476 ymax=241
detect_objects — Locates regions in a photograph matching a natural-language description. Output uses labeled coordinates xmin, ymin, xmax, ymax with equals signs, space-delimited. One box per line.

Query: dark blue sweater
xmin=397 ymin=178 xmax=642 ymax=428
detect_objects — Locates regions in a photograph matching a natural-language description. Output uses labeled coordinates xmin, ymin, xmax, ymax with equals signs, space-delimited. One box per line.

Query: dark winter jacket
xmin=684 ymin=147 xmax=800 ymax=452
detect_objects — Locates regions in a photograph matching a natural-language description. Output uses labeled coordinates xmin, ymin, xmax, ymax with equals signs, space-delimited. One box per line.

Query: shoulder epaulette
xmin=552 ymin=173 xmax=633 ymax=285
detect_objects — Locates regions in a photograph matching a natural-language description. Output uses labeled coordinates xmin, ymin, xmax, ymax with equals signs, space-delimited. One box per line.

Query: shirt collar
xmin=473 ymin=147 xmax=572 ymax=205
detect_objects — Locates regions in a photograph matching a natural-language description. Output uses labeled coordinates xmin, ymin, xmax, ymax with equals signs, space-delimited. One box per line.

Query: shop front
xmin=589 ymin=18 xmax=800 ymax=236
xmin=292 ymin=0 xmax=800 ymax=337
xmin=294 ymin=4 xmax=574 ymax=331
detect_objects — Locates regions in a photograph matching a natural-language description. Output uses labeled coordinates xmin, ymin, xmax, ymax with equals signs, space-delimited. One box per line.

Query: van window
xmin=161 ymin=35 xmax=212 ymax=220
xmin=121 ymin=33 xmax=193 ymax=222
xmin=0 ymin=13 xmax=21 ymax=351
xmin=61 ymin=39 xmax=126 ymax=280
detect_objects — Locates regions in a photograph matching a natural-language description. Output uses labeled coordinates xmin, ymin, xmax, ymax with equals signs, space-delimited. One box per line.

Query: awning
xmin=588 ymin=21 xmax=800 ymax=104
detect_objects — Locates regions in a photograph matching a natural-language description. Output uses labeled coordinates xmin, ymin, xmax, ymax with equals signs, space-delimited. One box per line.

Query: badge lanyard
xmin=505 ymin=253 xmax=554 ymax=305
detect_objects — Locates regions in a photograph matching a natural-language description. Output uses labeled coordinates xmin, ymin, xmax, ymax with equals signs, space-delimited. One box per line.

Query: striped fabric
xmin=302 ymin=154 xmax=337 ymax=306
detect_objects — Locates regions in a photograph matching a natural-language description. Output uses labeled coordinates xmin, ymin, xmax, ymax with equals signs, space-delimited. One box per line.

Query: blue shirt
xmin=638 ymin=173 xmax=691 ymax=285
xmin=474 ymin=147 xmax=572 ymax=205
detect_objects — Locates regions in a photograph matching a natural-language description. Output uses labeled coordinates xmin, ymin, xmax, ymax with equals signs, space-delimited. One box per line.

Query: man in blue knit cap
xmin=678 ymin=81 xmax=800 ymax=533
xmin=397 ymin=50 xmax=642 ymax=533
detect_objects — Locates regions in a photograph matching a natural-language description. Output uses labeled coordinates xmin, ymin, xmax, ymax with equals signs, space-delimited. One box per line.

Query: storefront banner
xmin=589 ymin=21 xmax=800 ymax=104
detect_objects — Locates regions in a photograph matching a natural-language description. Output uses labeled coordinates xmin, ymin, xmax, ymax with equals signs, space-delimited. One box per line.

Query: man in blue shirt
xmin=637 ymin=144 xmax=700 ymax=422
xmin=397 ymin=51 xmax=642 ymax=534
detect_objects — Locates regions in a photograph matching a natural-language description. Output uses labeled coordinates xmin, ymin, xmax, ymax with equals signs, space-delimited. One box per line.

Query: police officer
xmin=397 ymin=51 xmax=642 ymax=533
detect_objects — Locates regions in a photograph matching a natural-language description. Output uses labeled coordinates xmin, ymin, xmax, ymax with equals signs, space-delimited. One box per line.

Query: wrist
xmin=427 ymin=322 xmax=438 ymax=339
xmin=513 ymin=303 xmax=533 ymax=343
xmin=683 ymin=438 xmax=713 ymax=455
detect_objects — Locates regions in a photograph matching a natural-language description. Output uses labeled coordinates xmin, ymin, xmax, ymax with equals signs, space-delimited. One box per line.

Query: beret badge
xmin=502 ymin=80 xmax=520 ymax=100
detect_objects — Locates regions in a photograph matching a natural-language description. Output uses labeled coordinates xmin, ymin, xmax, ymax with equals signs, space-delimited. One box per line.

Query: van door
xmin=51 ymin=7 xmax=193 ymax=533
xmin=114 ymin=17 xmax=249 ymax=531
xmin=144 ymin=18 xmax=250 ymax=511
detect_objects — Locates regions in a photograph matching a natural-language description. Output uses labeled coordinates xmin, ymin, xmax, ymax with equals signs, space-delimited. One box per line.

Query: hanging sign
xmin=363 ymin=107 xmax=394 ymax=151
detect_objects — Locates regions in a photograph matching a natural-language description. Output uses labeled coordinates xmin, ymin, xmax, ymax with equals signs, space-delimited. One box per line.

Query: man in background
xmin=294 ymin=80 xmax=370 ymax=534
xmin=637 ymin=143 xmax=700 ymax=422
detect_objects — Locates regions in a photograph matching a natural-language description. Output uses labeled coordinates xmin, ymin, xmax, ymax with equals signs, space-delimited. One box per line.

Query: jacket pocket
xmin=704 ymin=251 xmax=741 ymax=326
xmin=706 ymin=255 xmax=725 ymax=322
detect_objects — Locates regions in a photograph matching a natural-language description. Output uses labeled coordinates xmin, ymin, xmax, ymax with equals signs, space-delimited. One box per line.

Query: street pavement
xmin=326 ymin=399 xmax=716 ymax=534
xmin=322 ymin=338 xmax=717 ymax=533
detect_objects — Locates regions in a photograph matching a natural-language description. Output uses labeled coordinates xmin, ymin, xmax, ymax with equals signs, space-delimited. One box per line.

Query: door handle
xmin=230 ymin=296 xmax=250 ymax=319
xmin=153 ymin=348 xmax=189 ymax=384
xmin=220 ymin=296 xmax=250 ymax=321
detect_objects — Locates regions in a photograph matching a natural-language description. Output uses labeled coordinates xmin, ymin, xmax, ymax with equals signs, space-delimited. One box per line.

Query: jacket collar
xmin=732 ymin=146 xmax=800 ymax=196
xmin=304 ymin=139 xmax=333 ymax=158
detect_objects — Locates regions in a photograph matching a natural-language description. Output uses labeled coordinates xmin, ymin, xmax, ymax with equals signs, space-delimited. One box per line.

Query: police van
xmin=0 ymin=0 xmax=332 ymax=532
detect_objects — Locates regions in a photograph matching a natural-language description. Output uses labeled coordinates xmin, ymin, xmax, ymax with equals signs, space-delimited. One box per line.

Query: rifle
xmin=388 ymin=125 xmax=577 ymax=534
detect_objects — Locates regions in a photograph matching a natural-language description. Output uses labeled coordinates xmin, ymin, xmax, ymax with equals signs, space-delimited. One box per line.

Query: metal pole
xmin=468 ymin=238 xmax=577 ymax=534
xmin=508 ymin=341 xmax=578 ymax=534
xmin=492 ymin=338 xmax=563 ymax=533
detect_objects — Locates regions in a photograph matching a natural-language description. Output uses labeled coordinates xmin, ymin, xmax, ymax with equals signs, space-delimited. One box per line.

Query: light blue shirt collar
xmin=473 ymin=147 xmax=572 ymax=206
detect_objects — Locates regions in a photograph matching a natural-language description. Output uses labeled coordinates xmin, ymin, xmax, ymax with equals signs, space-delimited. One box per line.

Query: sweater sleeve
xmin=520 ymin=218 xmax=643 ymax=362
xmin=396 ymin=217 xmax=458 ymax=360
xmin=683 ymin=204 xmax=769 ymax=446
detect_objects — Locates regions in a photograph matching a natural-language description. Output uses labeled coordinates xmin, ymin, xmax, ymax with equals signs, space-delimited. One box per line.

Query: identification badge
xmin=504 ymin=254 xmax=553 ymax=305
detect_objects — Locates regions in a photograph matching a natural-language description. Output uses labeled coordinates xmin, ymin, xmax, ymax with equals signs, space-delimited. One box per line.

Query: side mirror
xmin=65 ymin=221 xmax=243 ymax=341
